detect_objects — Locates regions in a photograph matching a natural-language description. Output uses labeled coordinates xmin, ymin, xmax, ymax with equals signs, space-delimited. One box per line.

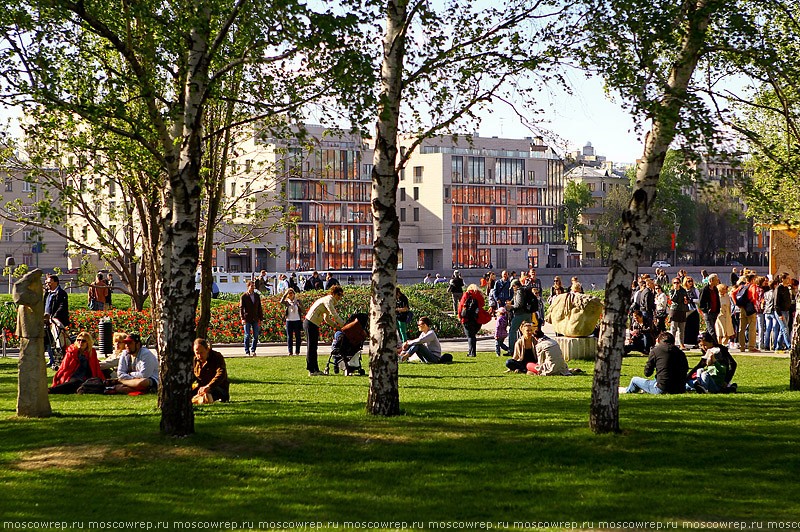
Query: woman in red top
xmin=458 ymin=284 xmax=491 ymax=358
xmin=49 ymin=331 xmax=103 ymax=394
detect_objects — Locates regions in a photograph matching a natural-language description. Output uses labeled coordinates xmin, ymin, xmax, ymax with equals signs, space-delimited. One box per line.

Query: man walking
xmin=240 ymin=280 xmax=264 ymax=356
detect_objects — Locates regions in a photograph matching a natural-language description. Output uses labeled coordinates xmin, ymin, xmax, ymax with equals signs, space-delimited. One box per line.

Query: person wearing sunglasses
xmin=49 ymin=332 xmax=103 ymax=394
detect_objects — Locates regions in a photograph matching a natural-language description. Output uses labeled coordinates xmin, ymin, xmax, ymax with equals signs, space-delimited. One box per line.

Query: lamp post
xmin=5 ymin=256 xmax=15 ymax=294
xmin=663 ymin=209 xmax=679 ymax=267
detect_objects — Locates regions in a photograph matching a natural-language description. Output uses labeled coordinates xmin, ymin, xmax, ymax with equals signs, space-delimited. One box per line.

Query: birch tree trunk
xmin=366 ymin=0 xmax=407 ymax=416
xmin=157 ymin=12 xmax=210 ymax=436
xmin=590 ymin=0 xmax=713 ymax=434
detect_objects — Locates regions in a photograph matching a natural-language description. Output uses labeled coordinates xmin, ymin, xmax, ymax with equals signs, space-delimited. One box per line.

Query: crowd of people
xmin=41 ymin=263 xmax=796 ymax=402
xmin=625 ymin=267 xmax=796 ymax=354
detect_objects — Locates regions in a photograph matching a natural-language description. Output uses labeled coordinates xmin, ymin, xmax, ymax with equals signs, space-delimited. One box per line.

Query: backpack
xmin=460 ymin=296 xmax=480 ymax=321
xmin=521 ymin=286 xmax=538 ymax=313
xmin=735 ymin=285 xmax=756 ymax=316
xmin=76 ymin=377 xmax=107 ymax=395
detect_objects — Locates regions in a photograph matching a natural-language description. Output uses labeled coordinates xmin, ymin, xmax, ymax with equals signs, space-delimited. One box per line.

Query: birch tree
xmin=365 ymin=0 xmax=568 ymax=415
xmin=0 ymin=0 xmax=367 ymax=435
xmin=576 ymin=0 xmax=800 ymax=432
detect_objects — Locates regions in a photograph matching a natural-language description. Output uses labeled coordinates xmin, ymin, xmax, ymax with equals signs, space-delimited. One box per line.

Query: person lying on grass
xmin=111 ymin=334 xmax=159 ymax=395
xmin=620 ymin=331 xmax=688 ymax=395
xmin=686 ymin=332 xmax=738 ymax=394
xmin=192 ymin=338 xmax=230 ymax=404
xmin=399 ymin=316 xmax=449 ymax=363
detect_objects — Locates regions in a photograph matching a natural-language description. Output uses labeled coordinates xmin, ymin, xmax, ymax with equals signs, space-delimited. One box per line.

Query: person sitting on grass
xmin=527 ymin=329 xmax=570 ymax=376
xmin=112 ymin=334 xmax=159 ymax=395
xmin=620 ymin=331 xmax=688 ymax=395
xmin=99 ymin=331 xmax=127 ymax=379
xmin=625 ymin=310 xmax=655 ymax=355
xmin=191 ymin=338 xmax=230 ymax=404
xmin=400 ymin=316 xmax=449 ymax=363
xmin=49 ymin=332 xmax=103 ymax=394
xmin=687 ymin=332 xmax=738 ymax=394
xmin=505 ymin=321 xmax=537 ymax=374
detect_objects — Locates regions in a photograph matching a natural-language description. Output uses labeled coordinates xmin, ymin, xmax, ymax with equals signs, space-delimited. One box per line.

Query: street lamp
xmin=5 ymin=256 xmax=15 ymax=295
xmin=663 ymin=209 xmax=679 ymax=267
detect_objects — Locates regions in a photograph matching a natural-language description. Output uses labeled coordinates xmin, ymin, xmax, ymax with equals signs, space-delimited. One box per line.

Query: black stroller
xmin=325 ymin=313 xmax=368 ymax=376
xmin=45 ymin=317 xmax=71 ymax=370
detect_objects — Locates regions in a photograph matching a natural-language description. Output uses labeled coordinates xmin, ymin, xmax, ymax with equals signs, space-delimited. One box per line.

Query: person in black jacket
xmin=304 ymin=271 xmax=324 ymax=291
xmin=240 ymin=280 xmax=264 ymax=356
xmin=447 ymin=270 xmax=465 ymax=314
xmin=698 ymin=274 xmax=721 ymax=339
xmin=44 ymin=274 xmax=70 ymax=367
xmin=620 ymin=332 xmax=688 ymax=394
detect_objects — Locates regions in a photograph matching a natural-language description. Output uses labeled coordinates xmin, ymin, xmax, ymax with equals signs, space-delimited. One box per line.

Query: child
xmin=689 ymin=348 xmax=727 ymax=393
xmin=494 ymin=307 xmax=509 ymax=357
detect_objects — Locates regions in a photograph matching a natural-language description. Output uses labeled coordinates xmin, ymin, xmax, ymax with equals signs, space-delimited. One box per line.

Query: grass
xmin=0 ymin=352 xmax=798 ymax=530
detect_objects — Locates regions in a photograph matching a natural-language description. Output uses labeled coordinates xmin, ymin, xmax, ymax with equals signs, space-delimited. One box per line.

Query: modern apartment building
xmin=215 ymin=128 xmax=569 ymax=277
xmin=397 ymin=134 xmax=567 ymax=273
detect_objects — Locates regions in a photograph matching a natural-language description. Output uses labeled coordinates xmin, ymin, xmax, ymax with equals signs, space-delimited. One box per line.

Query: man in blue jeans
xmin=240 ymin=280 xmax=263 ymax=356
xmin=620 ymin=331 xmax=688 ymax=395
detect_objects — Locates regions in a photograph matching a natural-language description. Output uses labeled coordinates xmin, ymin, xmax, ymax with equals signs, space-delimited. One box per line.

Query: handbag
xmin=669 ymin=308 xmax=687 ymax=322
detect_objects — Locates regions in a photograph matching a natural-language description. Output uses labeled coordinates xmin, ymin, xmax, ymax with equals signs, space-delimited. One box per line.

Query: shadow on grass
xmin=1 ymin=357 xmax=798 ymax=524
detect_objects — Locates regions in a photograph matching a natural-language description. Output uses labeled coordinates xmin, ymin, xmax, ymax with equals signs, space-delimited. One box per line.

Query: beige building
xmin=0 ymin=166 xmax=68 ymax=272
xmin=564 ymin=165 xmax=628 ymax=263
xmin=398 ymin=134 xmax=567 ymax=272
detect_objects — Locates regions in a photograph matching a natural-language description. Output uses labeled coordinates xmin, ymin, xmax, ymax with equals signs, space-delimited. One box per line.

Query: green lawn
xmin=0 ymin=353 xmax=797 ymax=531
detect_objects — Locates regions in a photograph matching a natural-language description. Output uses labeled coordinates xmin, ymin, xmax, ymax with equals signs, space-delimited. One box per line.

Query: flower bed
xmin=11 ymin=285 xmax=462 ymax=346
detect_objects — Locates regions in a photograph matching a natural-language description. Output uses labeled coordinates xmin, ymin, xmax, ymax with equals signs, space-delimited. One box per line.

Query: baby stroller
xmin=45 ymin=317 xmax=71 ymax=370
xmin=325 ymin=313 xmax=368 ymax=376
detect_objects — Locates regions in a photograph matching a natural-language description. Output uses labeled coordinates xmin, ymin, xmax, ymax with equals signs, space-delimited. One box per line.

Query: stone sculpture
xmin=13 ymin=268 xmax=51 ymax=418
xmin=546 ymin=292 xmax=603 ymax=338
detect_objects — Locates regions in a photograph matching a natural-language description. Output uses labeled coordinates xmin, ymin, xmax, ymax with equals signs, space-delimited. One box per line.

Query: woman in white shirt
xmin=400 ymin=316 xmax=443 ymax=363
xmin=304 ymin=285 xmax=344 ymax=376
xmin=280 ymin=288 xmax=306 ymax=357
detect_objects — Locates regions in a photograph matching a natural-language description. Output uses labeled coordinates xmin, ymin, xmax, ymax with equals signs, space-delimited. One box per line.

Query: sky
xmin=475 ymin=73 xmax=644 ymax=166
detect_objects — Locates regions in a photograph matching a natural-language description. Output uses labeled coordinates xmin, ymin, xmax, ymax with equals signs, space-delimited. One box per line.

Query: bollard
xmin=98 ymin=318 xmax=114 ymax=356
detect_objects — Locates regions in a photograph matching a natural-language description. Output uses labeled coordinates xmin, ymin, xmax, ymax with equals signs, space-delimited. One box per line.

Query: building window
xmin=400 ymin=188 xmax=406 ymax=202
xmin=22 ymin=230 xmax=33 ymax=242
xmin=231 ymin=182 xmax=236 ymax=197
xmin=413 ymin=208 xmax=419 ymax=222
xmin=22 ymin=181 xmax=32 ymax=193
xmin=587 ymin=182 xmax=595 ymax=191
xmin=22 ymin=253 xmax=32 ymax=266
xmin=413 ymin=166 xmax=423 ymax=183
xmin=400 ymin=167 xmax=405 ymax=181
xmin=108 ymin=180 xmax=116 ymax=196
xmin=363 ymin=164 xmax=373 ymax=179
xmin=245 ymin=160 xmax=253 ymax=173
xmin=451 ymin=156 xmax=463 ymax=183
xmin=444 ymin=186 xmax=450 ymax=200
xmin=2 ymin=230 xmax=12 ymax=242
xmin=495 ymin=158 xmax=525 ymax=185
xmin=468 ymin=157 xmax=485 ymax=184
xmin=400 ymin=208 xmax=406 ymax=222
xmin=528 ymin=170 xmax=536 ymax=183
xmin=82 ymin=226 xmax=89 ymax=240
xmin=109 ymin=201 xmax=116 ymax=220
xmin=5 ymin=177 xmax=12 ymax=192
xmin=413 ymin=187 xmax=419 ymax=201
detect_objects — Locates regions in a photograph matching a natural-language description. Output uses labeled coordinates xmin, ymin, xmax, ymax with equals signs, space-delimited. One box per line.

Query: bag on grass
xmin=76 ymin=377 xmax=106 ymax=394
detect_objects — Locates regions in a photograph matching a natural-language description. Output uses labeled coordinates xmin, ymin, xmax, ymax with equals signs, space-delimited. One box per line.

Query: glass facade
xmin=283 ymin=145 xmax=372 ymax=271
xmin=450 ymin=184 xmax=547 ymax=269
